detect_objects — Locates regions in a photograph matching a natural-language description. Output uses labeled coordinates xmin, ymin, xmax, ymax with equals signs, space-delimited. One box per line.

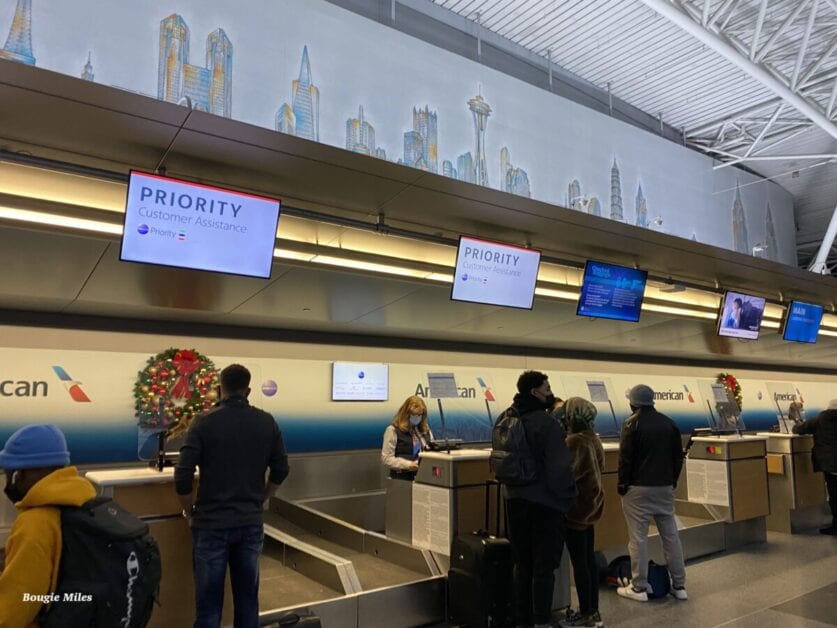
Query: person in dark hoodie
xmin=504 ymin=370 xmax=576 ymax=628
xmin=793 ymin=398 xmax=837 ymax=535
xmin=617 ymin=384 xmax=687 ymax=603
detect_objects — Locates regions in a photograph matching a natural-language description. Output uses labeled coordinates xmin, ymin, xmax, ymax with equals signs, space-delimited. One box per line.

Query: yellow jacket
xmin=0 ymin=467 xmax=96 ymax=628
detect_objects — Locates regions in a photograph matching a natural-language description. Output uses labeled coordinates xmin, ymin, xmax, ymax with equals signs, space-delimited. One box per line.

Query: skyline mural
xmin=0 ymin=0 xmax=797 ymax=265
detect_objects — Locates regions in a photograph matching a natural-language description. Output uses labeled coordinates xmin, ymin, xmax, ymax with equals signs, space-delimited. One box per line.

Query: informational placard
xmin=331 ymin=362 xmax=388 ymax=401
xmin=576 ymin=261 xmax=648 ymax=322
xmin=686 ymin=459 xmax=730 ymax=506
xmin=451 ymin=236 xmax=541 ymax=310
xmin=782 ymin=301 xmax=823 ymax=344
xmin=427 ymin=373 xmax=459 ymax=398
xmin=711 ymin=383 xmax=730 ymax=403
xmin=412 ymin=483 xmax=451 ymax=554
xmin=121 ymin=171 xmax=281 ymax=278
xmin=586 ymin=381 xmax=610 ymax=403
xmin=717 ymin=291 xmax=766 ymax=340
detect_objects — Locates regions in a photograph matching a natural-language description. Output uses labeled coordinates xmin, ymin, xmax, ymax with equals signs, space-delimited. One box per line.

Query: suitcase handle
xmin=485 ymin=479 xmax=503 ymax=536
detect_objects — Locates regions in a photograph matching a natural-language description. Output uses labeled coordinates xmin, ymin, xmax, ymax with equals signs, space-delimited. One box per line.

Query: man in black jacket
xmin=504 ymin=371 xmax=576 ymax=628
xmin=793 ymin=399 xmax=837 ymax=535
xmin=617 ymin=384 xmax=687 ymax=603
xmin=175 ymin=364 xmax=290 ymax=628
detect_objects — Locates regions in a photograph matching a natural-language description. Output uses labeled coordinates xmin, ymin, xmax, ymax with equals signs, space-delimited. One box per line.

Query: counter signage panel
xmin=331 ymin=362 xmax=388 ymax=401
xmin=717 ymin=291 xmax=766 ymax=340
xmin=121 ymin=171 xmax=281 ymax=279
xmin=782 ymin=300 xmax=823 ymax=344
xmin=450 ymin=236 xmax=541 ymax=310
xmin=576 ymin=260 xmax=648 ymax=322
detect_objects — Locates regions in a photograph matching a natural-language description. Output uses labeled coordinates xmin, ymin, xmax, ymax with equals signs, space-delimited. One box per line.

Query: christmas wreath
xmin=134 ymin=348 xmax=219 ymax=438
xmin=716 ymin=372 xmax=742 ymax=409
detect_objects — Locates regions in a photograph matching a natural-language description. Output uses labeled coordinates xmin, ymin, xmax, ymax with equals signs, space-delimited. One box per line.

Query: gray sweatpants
xmin=620 ymin=485 xmax=686 ymax=590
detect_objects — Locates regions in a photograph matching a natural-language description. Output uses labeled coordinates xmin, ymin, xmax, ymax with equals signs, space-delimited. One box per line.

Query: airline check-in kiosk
xmin=758 ymin=433 xmax=828 ymax=533
xmin=594 ymin=442 xmax=629 ymax=550
xmin=685 ymin=435 xmax=770 ymax=522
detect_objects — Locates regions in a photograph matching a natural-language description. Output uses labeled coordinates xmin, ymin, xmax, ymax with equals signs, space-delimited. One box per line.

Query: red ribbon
xmin=171 ymin=350 xmax=200 ymax=399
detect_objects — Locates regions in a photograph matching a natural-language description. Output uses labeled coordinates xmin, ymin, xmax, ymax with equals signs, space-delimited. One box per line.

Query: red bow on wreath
xmin=171 ymin=350 xmax=200 ymax=399
xmin=724 ymin=374 xmax=739 ymax=390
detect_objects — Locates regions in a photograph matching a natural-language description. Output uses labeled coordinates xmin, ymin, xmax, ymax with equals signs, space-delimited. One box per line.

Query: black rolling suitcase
xmin=448 ymin=480 xmax=513 ymax=628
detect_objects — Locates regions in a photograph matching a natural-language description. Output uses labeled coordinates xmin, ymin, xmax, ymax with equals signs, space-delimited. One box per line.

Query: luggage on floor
xmin=646 ymin=561 xmax=671 ymax=599
xmin=264 ymin=610 xmax=322 ymax=626
xmin=448 ymin=480 xmax=513 ymax=628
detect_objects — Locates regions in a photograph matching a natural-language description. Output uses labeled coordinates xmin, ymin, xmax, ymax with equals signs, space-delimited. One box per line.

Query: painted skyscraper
xmin=500 ymin=148 xmax=530 ymax=197
xmin=0 ymin=0 xmax=35 ymax=65
xmin=403 ymin=131 xmax=425 ymax=169
xmin=468 ymin=94 xmax=491 ymax=187
xmin=765 ymin=203 xmax=778 ymax=261
xmin=402 ymin=106 xmax=437 ymax=171
xmin=635 ymin=183 xmax=648 ymax=227
xmin=81 ymin=52 xmax=94 ymax=81
xmin=157 ymin=15 xmax=232 ymax=117
xmin=292 ymin=46 xmax=319 ymax=141
xmin=346 ymin=105 xmax=376 ymax=156
xmin=731 ymin=182 xmax=749 ymax=254
xmin=442 ymin=160 xmax=456 ymax=179
xmin=567 ymin=180 xmax=582 ymax=209
xmin=275 ymin=103 xmax=295 ymax=134
xmin=457 ymin=152 xmax=475 ymax=184
xmin=610 ymin=159 xmax=624 ymax=221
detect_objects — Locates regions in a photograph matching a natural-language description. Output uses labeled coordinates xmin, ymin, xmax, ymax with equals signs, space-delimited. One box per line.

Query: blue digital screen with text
xmin=576 ymin=261 xmax=648 ymax=322
xmin=783 ymin=301 xmax=823 ymax=343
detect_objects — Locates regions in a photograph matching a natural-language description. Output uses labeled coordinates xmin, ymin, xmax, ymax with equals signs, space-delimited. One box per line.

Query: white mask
xmin=409 ymin=415 xmax=422 ymax=426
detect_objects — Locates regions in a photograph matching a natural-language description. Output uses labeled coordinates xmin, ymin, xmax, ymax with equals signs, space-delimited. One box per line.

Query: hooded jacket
xmin=503 ymin=393 xmax=577 ymax=513
xmin=565 ymin=430 xmax=605 ymax=529
xmin=793 ymin=408 xmax=837 ymax=473
xmin=0 ymin=467 xmax=97 ymax=628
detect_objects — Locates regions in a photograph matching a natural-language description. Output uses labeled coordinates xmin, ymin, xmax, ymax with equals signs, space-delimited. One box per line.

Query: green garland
xmin=134 ymin=348 xmax=219 ymax=438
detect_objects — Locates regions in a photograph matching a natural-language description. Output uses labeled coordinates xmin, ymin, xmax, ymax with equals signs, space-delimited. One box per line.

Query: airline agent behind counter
xmin=381 ymin=395 xmax=434 ymax=480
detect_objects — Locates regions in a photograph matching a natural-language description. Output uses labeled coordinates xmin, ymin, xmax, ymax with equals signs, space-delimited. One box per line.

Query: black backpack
xmin=38 ymin=496 xmax=162 ymax=627
xmin=489 ymin=406 xmax=538 ymax=485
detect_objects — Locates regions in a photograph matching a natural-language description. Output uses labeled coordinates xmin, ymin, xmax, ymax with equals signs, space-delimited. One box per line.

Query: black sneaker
xmin=591 ymin=610 xmax=604 ymax=628
xmin=562 ymin=613 xmax=596 ymax=627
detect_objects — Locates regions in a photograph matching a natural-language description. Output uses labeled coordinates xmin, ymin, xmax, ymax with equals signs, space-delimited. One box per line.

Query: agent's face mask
xmin=409 ymin=415 xmax=422 ymax=426
xmin=4 ymin=470 xmax=24 ymax=504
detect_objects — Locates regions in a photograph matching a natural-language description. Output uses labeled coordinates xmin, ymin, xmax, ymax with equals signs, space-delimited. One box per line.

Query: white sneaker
xmin=616 ymin=585 xmax=648 ymax=602
xmin=671 ymin=586 xmax=688 ymax=600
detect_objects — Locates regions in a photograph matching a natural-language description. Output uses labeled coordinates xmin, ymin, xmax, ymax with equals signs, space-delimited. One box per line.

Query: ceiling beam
xmin=641 ymin=0 xmax=837 ymax=141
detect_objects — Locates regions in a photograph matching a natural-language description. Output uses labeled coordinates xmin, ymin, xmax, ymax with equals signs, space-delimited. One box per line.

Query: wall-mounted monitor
xmin=782 ymin=300 xmax=824 ymax=344
xmin=717 ymin=291 xmax=766 ymax=340
xmin=576 ymin=260 xmax=648 ymax=322
xmin=121 ymin=171 xmax=281 ymax=279
xmin=331 ymin=362 xmax=389 ymax=401
xmin=450 ymin=236 xmax=541 ymax=310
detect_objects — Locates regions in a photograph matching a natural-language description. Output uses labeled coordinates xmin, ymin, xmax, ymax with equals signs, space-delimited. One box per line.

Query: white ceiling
xmin=427 ymin=0 xmax=837 ymax=270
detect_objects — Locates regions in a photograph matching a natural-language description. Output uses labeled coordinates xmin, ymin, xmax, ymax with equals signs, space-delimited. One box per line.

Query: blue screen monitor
xmin=782 ymin=300 xmax=824 ymax=343
xmin=576 ymin=261 xmax=648 ymax=322
xmin=121 ymin=171 xmax=281 ymax=279
xmin=717 ymin=291 xmax=766 ymax=340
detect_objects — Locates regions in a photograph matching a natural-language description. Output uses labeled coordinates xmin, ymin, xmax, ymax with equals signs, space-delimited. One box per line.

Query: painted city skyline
xmin=0 ymin=0 xmax=796 ymax=264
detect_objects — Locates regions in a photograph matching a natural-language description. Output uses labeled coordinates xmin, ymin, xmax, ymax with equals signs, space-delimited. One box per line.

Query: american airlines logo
xmin=51 ymin=366 xmax=91 ymax=403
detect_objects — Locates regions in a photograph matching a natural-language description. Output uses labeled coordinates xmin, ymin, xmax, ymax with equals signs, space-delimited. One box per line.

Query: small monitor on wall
xmin=576 ymin=260 xmax=648 ymax=322
xmin=717 ymin=291 xmax=766 ymax=340
xmin=121 ymin=171 xmax=281 ymax=279
xmin=782 ymin=300 xmax=823 ymax=344
xmin=332 ymin=362 xmax=389 ymax=401
xmin=450 ymin=236 xmax=541 ymax=310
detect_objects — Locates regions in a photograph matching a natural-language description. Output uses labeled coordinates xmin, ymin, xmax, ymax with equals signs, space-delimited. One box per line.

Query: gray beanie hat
xmin=629 ymin=384 xmax=655 ymax=407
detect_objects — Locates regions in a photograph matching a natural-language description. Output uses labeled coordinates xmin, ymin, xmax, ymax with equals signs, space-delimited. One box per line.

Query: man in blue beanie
xmin=0 ymin=423 xmax=96 ymax=627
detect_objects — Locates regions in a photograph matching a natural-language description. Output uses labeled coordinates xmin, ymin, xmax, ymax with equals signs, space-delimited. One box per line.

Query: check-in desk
xmin=86 ymin=468 xmax=233 ymax=628
xmin=758 ymin=433 xmax=828 ymax=533
xmin=685 ymin=436 xmax=770 ymax=523
xmin=594 ymin=442 xmax=629 ymax=551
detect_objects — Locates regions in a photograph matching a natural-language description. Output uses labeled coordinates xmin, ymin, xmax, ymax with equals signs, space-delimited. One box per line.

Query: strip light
xmin=0 ymin=205 xmax=122 ymax=235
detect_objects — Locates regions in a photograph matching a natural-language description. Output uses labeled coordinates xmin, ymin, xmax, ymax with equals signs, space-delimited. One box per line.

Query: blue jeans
xmin=192 ymin=524 xmax=264 ymax=628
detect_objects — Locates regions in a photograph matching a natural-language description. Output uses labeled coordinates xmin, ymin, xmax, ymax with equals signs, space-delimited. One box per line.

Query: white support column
xmin=808 ymin=204 xmax=837 ymax=274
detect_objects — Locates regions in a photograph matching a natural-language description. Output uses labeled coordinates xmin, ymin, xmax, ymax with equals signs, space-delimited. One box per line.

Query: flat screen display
xmin=782 ymin=300 xmax=823 ymax=343
xmin=450 ymin=236 xmax=541 ymax=310
xmin=331 ymin=363 xmax=389 ymax=401
xmin=121 ymin=171 xmax=281 ymax=278
xmin=576 ymin=260 xmax=648 ymax=322
xmin=717 ymin=291 xmax=766 ymax=340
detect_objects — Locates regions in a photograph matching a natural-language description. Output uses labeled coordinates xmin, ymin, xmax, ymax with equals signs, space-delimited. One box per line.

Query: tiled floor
xmin=436 ymin=529 xmax=837 ymax=627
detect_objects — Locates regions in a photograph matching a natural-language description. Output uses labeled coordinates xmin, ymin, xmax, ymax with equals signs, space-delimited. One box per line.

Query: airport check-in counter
xmin=85 ymin=468 xmax=233 ymax=628
xmin=594 ymin=442 xmax=629 ymax=551
xmin=758 ymin=433 xmax=828 ymax=533
xmin=684 ymin=435 xmax=770 ymax=523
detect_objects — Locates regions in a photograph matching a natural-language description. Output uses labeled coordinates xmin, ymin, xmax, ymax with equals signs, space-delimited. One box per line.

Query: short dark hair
xmin=220 ymin=364 xmax=251 ymax=392
xmin=733 ymin=298 xmax=742 ymax=307
xmin=517 ymin=370 xmax=548 ymax=394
